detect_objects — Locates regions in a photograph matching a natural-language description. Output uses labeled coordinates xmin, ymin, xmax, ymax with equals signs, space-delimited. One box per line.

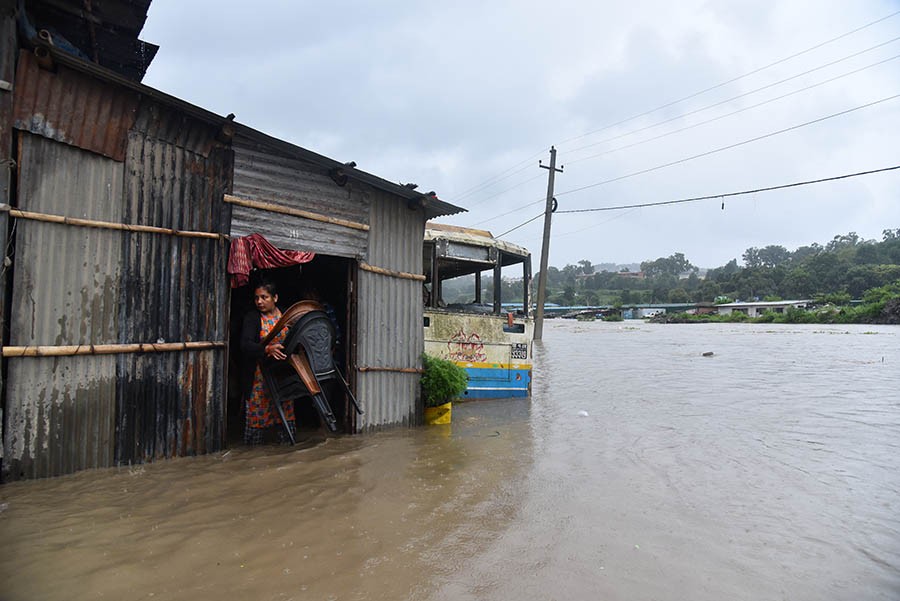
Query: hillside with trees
xmin=534 ymin=229 xmax=900 ymax=321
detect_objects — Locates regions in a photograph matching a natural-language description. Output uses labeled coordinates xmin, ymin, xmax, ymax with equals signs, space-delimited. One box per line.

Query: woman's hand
xmin=265 ymin=342 xmax=286 ymax=361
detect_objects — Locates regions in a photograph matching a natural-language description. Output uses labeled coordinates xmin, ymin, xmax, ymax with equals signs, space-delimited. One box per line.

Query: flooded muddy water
xmin=2 ymin=321 xmax=899 ymax=600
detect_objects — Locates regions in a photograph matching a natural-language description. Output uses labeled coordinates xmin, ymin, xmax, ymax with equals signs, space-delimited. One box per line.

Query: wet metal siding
xmin=115 ymin=102 xmax=231 ymax=466
xmin=357 ymin=191 xmax=425 ymax=429
xmin=230 ymin=135 xmax=369 ymax=257
xmin=4 ymin=134 xmax=123 ymax=478
xmin=2 ymin=61 xmax=232 ymax=479
xmin=12 ymin=51 xmax=139 ymax=161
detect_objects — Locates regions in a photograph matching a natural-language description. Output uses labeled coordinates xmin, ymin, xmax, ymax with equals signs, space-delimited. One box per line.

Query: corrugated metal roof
xmin=234 ymin=126 xmax=466 ymax=220
xmin=21 ymin=43 xmax=461 ymax=220
xmin=425 ymin=221 xmax=530 ymax=258
xmin=12 ymin=50 xmax=140 ymax=161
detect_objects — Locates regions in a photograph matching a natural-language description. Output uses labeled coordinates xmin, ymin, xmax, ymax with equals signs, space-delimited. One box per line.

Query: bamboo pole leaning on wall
xmin=0 ymin=205 xmax=227 ymax=240
xmin=224 ymin=194 xmax=370 ymax=232
xmin=359 ymin=261 xmax=426 ymax=282
xmin=1 ymin=341 xmax=226 ymax=358
xmin=357 ymin=366 xmax=424 ymax=374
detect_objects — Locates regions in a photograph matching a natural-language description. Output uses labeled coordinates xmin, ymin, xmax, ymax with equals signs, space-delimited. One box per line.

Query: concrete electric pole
xmin=534 ymin=146 xmax=562 ymax=341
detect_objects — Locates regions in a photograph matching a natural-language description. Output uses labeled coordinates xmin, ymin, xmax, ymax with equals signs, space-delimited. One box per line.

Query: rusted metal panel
xmin=2 ymin=107 xmax=232 ymax=479
xmin=131 ymin=98 xmax=219 ymax=157
xmin=115 ymin=118 xmax=231 ymax=466
xmin=356 ymin=190 xmax=426 ymax=429
xmin=12 ymin=50 xmax=139 ymax=161
xmin=116 ymin=350 xmax=223 ymax=463
xmin=230 ymin=135 xmax=369 ymax=258
xmin=3 ymin=133 xmax=124 ymax=480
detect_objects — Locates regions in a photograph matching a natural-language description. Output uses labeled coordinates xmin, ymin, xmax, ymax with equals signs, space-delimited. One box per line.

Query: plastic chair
xmin=261 ymin=310 xmax=363 ymax=443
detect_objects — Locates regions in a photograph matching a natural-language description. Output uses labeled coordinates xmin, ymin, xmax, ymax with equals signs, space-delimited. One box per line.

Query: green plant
xmin=421 ymin=354 xmax=468 ymax=407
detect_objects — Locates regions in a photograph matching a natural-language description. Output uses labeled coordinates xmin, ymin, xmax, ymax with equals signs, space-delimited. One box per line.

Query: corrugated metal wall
xmin=115 ymin=102 xmax=231 ymax=466
xmin=230 ymin=135 xmax=369 ymax=257
xmin=356 ymin=191 xmax=425 ymax=429
xmin=4 ymin=134 xmax=124 ymax=478
xmin=2 ymin=59 xmax=232 ymax=480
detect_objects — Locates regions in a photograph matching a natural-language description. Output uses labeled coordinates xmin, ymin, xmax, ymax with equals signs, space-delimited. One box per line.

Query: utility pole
xmin=534 ymin=146 xmax=562 ymax=341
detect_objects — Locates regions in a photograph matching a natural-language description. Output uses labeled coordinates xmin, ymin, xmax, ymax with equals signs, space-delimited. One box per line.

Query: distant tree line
xmin=535 ymin=229 xmax=900 ymax=307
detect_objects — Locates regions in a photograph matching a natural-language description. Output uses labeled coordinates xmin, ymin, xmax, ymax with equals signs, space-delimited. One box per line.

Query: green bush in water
xmin=421 ymin=354 xmax=468 ymax=407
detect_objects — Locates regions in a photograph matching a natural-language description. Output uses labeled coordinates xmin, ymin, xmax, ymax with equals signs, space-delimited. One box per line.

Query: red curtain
xmin=227 ymin=233 xmax=315 ymax=288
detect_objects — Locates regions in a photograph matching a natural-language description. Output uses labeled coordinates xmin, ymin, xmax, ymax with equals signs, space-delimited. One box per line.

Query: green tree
xmin=668 ymin=288 xmax=690 ymax=303
xmin=758 ymin=245 xmax=790 ymax=268
xmin=742 ymin=247 xmax=761 ymax=268
xmin=578 ymin=259 xmax=593 ymax=275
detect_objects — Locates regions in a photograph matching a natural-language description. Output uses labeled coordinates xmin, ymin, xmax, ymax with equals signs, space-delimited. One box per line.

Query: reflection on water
xmin=2 ymin=321 xmax=899 ymax=600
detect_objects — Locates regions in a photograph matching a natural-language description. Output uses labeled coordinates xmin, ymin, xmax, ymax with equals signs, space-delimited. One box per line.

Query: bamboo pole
xmin=357 ymin=366 xmax=424 ymax=374
xmin=1 ymin=341 xmax=226 ymax=358
xmin=0 ymin=205 xmax=226 ymax=240
xmin=224 ymin=194 xmax=370 ymax=232
xmin=359 ymin=261 xmax=426 ymax=282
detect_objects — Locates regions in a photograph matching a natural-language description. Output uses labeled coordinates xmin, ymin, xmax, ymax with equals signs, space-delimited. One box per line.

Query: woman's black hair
xmin=254 ymin=280 xmax=277 ymax=296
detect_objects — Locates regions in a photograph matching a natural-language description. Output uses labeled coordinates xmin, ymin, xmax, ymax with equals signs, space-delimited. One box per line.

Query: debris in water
xmin=578 ymin=410 xmax=589 ymax=417
xmin=702 ymin=351 xmax=714 ymax=357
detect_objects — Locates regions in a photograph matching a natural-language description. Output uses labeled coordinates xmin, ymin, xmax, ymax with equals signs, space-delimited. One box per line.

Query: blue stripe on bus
xmin=459 ymin=366 xmax=531 ymax=399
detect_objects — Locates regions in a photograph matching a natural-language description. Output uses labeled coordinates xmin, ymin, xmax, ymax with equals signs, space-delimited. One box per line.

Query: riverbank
xmin=652 ymin=301 xmax=900 ymax=325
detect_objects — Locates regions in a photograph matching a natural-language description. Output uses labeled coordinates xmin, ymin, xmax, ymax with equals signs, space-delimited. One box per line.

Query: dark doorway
xmin=226 ymin=254 xmax=354 ymax=445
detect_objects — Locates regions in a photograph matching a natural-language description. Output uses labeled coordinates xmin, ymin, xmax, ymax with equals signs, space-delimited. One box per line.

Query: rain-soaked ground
xmin=2 ymin=320 xmax=899 ymax=600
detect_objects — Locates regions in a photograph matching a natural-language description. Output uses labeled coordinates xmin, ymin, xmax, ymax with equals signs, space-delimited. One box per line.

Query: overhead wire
xmin=555 ymin=164 xmax=900 ymax=214
xmin=565 ymin=52 xmax=900 ymax=166
xmin=474 ymin=91 xmax=899 ymax=227
xmin=554 ymin=93 xmax=900 ymax=198
xmin=450 ymin=150 xmax=546 ymax=202
xmin=496 ymin=213 xmax=545 ymax=237
xmin=504 ymin=164 xmax=900 ymax=243
xmin=556 ymin=8 xmax=900 ymax=148
xmin=464 ymin=9 xmax=900 ymax=228
xmin=563 ymin=35 xmax=900 ymax=160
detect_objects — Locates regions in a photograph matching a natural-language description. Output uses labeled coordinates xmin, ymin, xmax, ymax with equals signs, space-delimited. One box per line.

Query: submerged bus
xmin=423 ymin=223 xmax=533 ymax=398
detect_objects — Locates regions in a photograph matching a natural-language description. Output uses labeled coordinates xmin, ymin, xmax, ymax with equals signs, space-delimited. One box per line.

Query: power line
xmin=567 ymin=52 xmax=900 ymax=166
xmin=496 ymin=212 xmax=545 ymax=237
xmin=565 ymin=35 xmax=900 ymax=159
xmin=469 ymin=172 xmax=545 ymax=208
xmin=555 ymin=164 xmax=900 ymax=214
xmin=556 ymin=8 xmax=900 ymax=148
xmin=448 ymin=9 xmax=900 ymax=210
xmin=555 ymin=93 xmax=900 ymax=198
xmin=450 ymin=150 xmax=546 ymax=202
xmin=471 ymin=197 xmax=545 ymax=226
xmin=473 ymin=91 xmax=899 ymax=227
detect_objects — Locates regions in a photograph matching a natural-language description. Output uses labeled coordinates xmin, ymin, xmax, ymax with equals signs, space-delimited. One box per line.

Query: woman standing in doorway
xmin=240 ymin=281 xmax=296 ymax=444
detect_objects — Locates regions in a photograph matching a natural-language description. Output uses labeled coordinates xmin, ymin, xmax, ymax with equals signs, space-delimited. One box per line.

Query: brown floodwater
xmin=2 ymin=321 xmax=899 ymax=600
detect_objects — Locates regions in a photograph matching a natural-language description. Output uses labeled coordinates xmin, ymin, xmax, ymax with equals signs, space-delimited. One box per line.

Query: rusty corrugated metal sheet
xmin=12 ymin=50 xmax=140 ymax=161
xmin=356 ymin=191 xmax=426 ymax=429
xmin=1 ymin=106 xmax=232 ymax=480
xmin=234 ymin=124 xmax=464 ymax=220
xmin=230 ymin=134 xmax=369 ymax=257
xmin=131 ymin=99 xmax=219 ymax=157
xmin=115 ymin=112 xmax=232 ymax=466
xmin=3 ymin=133 xmax=124 ymax=480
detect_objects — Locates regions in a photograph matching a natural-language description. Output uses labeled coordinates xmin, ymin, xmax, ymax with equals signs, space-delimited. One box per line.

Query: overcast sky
xmin=141 ymin=1 xmax=900 ymax=269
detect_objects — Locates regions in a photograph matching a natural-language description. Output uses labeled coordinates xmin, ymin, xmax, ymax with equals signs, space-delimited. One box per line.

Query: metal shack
xmin=0 ymin=1 xmax=462 ymax=481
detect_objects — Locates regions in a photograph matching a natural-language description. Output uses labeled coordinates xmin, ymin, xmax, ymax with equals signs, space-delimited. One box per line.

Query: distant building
xmin=716 ymin=300 xmax=811 ymax=318
xmin=616 ymin=271 xmax=645 ymax=280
